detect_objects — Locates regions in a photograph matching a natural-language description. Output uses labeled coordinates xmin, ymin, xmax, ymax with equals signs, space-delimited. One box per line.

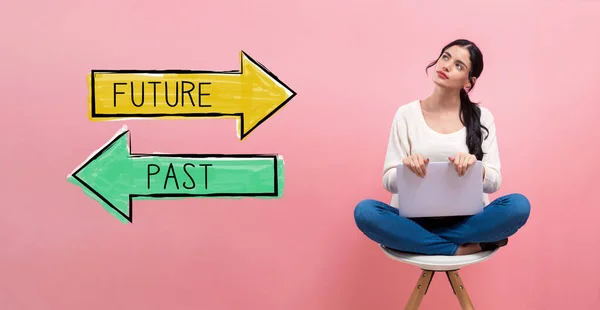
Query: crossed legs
xmin=354 ymin=193 xmax=531 ymax=255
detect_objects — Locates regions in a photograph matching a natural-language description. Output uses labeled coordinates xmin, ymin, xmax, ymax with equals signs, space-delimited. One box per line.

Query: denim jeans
xmin=353 ymin=193 xmax=531 ymax=255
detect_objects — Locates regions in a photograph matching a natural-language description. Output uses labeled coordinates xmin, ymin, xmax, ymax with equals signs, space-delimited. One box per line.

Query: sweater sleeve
xmin=480 ymin=109 xmax=502 ymax=193
xmin=382 ymin=109 xmax=411 ymax=193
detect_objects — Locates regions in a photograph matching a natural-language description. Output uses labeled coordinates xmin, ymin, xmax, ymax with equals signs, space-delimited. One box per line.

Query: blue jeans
xmin=354 ymin=193 xmax=531 ymax=255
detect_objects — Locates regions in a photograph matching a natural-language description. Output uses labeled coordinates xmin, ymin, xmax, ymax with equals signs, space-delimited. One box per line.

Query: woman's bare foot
xmin=455 ymin=243 xmax=482 ymax=255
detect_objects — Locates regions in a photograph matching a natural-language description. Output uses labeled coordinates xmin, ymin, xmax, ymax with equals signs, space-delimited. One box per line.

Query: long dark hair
xmin=426 ymin=39 xmax=489 ymax=160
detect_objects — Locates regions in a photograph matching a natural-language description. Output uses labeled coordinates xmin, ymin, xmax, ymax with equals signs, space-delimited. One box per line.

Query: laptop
xmin=395 ymin=161 xmax=484 ymax=218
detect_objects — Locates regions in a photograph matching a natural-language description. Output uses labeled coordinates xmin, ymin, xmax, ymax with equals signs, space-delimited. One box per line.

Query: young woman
xmin=353 ymin=39 xmax=530 ymax=256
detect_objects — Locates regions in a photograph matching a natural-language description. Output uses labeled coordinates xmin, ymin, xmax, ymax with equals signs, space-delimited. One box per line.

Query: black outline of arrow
xmin=69 ymin=128 xmax=282 ymax=223
xmin=89 ymin=51 xmax=296 ymax=140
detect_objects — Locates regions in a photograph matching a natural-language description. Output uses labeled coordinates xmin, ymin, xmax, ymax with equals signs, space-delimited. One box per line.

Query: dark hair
xmin=425 ymin=39 xmax=489 ymax=160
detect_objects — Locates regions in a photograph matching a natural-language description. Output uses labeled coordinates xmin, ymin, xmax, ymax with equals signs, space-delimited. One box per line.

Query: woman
xmin=354 ymin=39 xmax=530 ymax=256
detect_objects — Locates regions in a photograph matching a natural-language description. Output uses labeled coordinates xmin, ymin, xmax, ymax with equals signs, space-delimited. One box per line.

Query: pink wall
xmin=2 ymin=0 xmax=599 ymax=309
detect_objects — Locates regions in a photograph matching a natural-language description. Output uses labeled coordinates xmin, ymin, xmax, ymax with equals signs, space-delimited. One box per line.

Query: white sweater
xmin=382 ymin=100 xmax=502 ymax=208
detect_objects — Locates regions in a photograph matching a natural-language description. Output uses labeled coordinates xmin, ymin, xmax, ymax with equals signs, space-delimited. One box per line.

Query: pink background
xmin=2 ymin=0 xmax=599 ymax=309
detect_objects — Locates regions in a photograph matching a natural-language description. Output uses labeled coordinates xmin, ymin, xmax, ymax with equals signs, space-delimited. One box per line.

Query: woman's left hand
xmin=448 ymin=152 xmax=476 ymax=176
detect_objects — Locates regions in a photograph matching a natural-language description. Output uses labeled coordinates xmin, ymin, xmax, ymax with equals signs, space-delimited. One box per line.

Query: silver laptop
xmin=395 ymin=161 xmax=484 ymax=218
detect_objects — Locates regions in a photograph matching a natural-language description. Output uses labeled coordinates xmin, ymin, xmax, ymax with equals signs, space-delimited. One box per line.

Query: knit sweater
xmin=382 ymin=100 xmax=502 ymax=208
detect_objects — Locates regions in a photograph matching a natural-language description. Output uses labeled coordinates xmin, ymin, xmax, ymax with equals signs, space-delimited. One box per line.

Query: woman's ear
xmin=464 ymin=77 xmax=476 ymax=90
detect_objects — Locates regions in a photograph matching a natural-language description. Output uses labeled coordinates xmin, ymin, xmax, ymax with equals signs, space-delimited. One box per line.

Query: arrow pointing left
xmin=67 ymin=126 xmax=284 ymax=223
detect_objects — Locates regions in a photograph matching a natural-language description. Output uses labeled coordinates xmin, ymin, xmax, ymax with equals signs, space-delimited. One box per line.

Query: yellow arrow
xmin=88 ymin=51 xmax=296 ymax=140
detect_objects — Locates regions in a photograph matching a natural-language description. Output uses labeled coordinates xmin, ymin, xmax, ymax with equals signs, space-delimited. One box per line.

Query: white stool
xmin=380 ymin=244 xmax=499 ymax=309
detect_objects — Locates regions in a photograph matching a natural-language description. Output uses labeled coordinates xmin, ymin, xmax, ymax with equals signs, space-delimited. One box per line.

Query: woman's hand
xmin=448 ymin=152 xmax=476 ymax=176
xmin=402 ymin=154 xmax=429 ymax=178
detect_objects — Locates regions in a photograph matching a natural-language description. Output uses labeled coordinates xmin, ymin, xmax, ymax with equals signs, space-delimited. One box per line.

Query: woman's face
xmin=432 ymin=45 xmax=474 ymax=90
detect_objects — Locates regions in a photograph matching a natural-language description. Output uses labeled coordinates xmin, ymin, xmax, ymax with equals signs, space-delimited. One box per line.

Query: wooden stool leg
xmin=404 ymin=270 xmax=435 ymax=310
xmin=445 ymin=270 xmax=474 ymax=310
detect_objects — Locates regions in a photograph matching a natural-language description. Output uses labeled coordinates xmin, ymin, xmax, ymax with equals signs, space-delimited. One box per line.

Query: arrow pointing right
xmin=88 ymin=51 xmax=296 ymax=140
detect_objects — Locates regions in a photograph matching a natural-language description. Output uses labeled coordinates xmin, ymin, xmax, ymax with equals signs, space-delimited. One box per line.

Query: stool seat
xmin=380 ymin=244 xmax=499 ymax=271
xmin=380 ymin=244 xmax=502 ymax=309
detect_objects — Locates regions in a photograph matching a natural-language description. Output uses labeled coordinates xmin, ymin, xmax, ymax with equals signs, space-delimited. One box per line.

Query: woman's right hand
xmin=402 ymin=154 xmax=429 ymax=178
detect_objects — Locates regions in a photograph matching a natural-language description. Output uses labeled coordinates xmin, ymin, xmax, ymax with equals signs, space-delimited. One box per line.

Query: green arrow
xmin=68 ymin=126 xmax=284 ymax=223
